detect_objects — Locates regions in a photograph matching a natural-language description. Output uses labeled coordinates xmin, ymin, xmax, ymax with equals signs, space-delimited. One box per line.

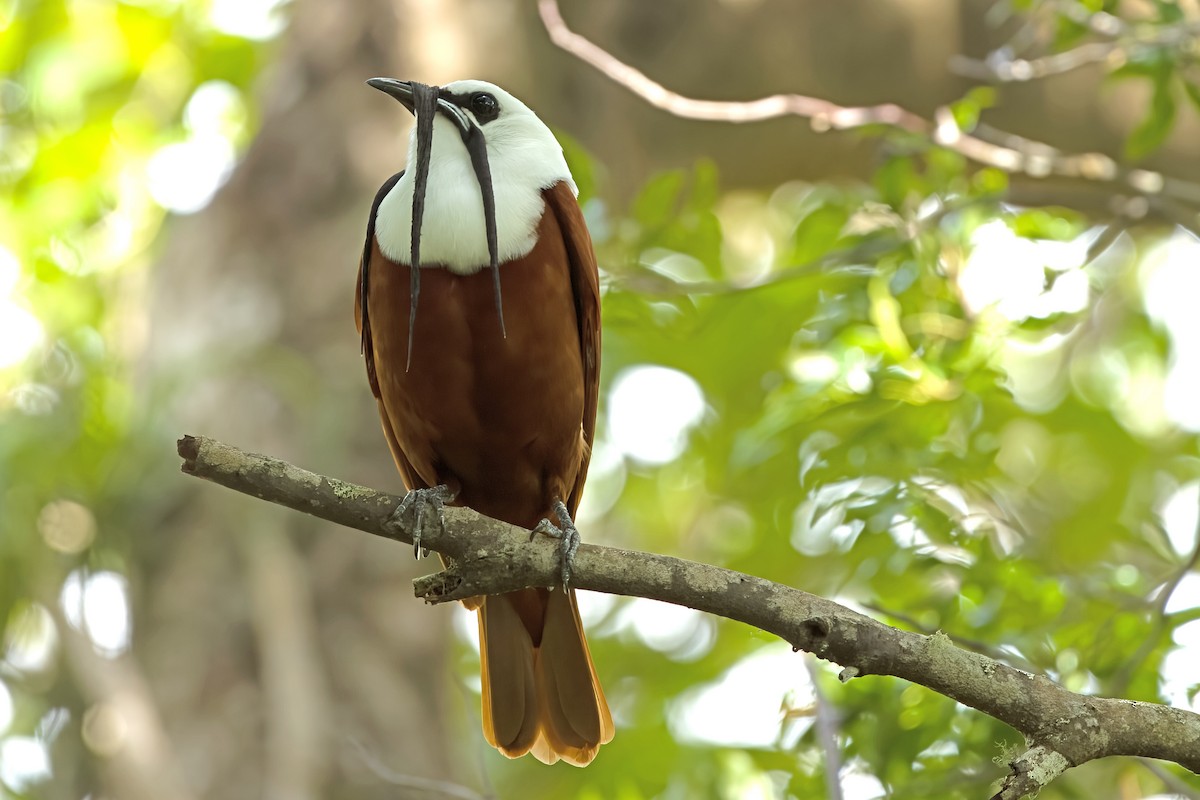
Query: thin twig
xmin=351 ymin=739 xmax=490 ymax=800
xmin=951 ymin=5 xmax=1200 ymax=84
xmin=949 ymin=42 xmax=1119 ymax=83
xmin=1110 ymin=493 xmax=1200 ymax=694
xmin=1137 ymin=758 xmax=1200 ymax=800
xmin=806 ymin=658 xmax=845 ymax=800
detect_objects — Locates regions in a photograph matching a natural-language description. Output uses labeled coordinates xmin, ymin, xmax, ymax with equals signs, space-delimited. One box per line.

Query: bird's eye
xmin=470 ymin=92 xmax=500 ymax=122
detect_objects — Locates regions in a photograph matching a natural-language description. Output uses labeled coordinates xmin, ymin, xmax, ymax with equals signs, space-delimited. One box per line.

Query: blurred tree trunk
xmin=139 ymin=0 xmax=503 ymax=797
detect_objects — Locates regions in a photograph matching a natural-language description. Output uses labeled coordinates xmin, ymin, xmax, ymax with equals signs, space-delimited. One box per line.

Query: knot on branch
xmin=801 ymin=615 xmax=832 ymax=640
xmin=409 ymin=537 xmax=557 ymax=604
xmin=413 ymin=570 xmax=465 ymax=604
xmin=794 ymin=615 xmax=836 ymax=659
xmin=990 ymin=744 xmax=1071 ymax=800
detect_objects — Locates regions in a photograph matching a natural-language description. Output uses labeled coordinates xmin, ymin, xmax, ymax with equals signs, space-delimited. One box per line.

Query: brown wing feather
xmin=354 ymin=260 xmax=380 ymax=399
xmin=356 ymin=257 xmax=428 ymax=494
xmin=356 ymin=170 xmax=432 ymax=496
xmin=542 ymin=182 xmax=602 ymax=517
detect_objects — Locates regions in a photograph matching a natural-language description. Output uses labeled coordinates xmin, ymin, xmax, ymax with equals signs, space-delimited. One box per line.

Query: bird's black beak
xmin=366 ymin=77 xmax=472 ymax=136
xmin=366 ymin=77 xmax=415 ymax=111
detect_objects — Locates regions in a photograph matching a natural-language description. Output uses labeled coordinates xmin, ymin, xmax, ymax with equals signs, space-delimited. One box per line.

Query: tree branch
xmin=177 ymin=435 xmax=1200 ymax=798
xmin=949 ymin=42 xmax=1120 ymax=83
xmin=949 ymin=1 xmax=1200 ymax=85
xmin=536 ymin=0 xmax=1200 ymax=220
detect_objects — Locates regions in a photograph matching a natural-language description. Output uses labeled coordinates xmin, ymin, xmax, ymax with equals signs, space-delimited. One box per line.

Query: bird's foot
xmin=390 ymin=484 xmax=456 ymax=559
xmin=532 ymin=500 xmax=580 ymax=590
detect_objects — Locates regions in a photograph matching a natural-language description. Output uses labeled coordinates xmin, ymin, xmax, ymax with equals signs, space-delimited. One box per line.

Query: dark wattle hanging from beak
xmin=459 ymin=122 xmax=506 ymax=340
xmin=407 ymin=82 xmax=506 ymax=362
xmin=406 ymin=81 xmax=439 ymax=371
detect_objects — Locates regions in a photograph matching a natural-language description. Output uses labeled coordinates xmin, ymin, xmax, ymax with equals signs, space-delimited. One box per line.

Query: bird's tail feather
xmin=477 ymin=588 xmax=612 ymax=765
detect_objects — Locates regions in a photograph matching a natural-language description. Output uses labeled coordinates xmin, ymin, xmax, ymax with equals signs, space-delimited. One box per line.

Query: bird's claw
xmin=391 ymin=484 xmax=456 ymax=559
xmin=532 ymin=500 xmax=580 ymax=590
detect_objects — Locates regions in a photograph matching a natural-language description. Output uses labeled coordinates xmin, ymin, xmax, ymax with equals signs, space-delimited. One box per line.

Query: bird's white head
xmin=433 ymin=80 xmax=574 ymax=183
xmin=368 ymin=78 xmax=576 ymax=275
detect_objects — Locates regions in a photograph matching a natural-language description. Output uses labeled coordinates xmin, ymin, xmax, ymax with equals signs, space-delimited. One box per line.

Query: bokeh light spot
xmin=670 ymin=644 xmax=814 ymax=748
xmin=608 ymin=365 xmax=706 ymax=465
xmin=60 ymin=570 xmax=132 ymax=657
xmin=37 ymin=499 xmax=97 ymax=554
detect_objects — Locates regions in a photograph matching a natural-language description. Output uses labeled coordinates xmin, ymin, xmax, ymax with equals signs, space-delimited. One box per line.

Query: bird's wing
xmin=355 ymin=170 xmax=404 ymax=398
xmin=542 ymin=182 xmax=601 ymax=517
xmin=355 ymin=170 xmax=428 ymax=492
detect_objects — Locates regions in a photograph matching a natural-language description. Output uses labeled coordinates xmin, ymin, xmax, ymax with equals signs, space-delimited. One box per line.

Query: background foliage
xmin=2 ymin=1 xmax=1200 ymax=799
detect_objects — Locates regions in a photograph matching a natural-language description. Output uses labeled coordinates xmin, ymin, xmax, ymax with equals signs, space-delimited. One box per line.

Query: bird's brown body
xmin=356 ymin=180 xmax=611 ymax=764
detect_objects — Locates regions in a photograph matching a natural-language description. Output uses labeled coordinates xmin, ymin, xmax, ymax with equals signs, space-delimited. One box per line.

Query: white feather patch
xmin=375 ymin=81 xmax=577 ymax=276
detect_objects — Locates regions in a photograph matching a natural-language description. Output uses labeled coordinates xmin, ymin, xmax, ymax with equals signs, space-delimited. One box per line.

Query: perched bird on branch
xmin=354 ymin=77 xmax=611 ymax=765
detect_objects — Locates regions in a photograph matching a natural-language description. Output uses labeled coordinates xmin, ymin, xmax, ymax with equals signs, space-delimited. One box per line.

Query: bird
xmin=354 ymin=77 xmax=612 ymax=766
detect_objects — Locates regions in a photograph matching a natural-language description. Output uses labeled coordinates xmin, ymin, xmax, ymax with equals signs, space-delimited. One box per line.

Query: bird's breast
xmin=366 ymin=204 xmax=586 ymax=526
xmin=374 ymin=164 xmax=551 ymax=275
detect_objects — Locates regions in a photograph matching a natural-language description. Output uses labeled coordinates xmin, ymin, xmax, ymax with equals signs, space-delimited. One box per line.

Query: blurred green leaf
xmin=949 ymin=86 xmax=996 ymax=133
xmin=875 ymin=156 xmax=922 ymax=210
xmin=1183 ymin=78 xmax=1200 ymax=113
xmin=1006 ymin=207 xmax=1087 ymax=240
xmin=632 ymin=169 xmax=685 ymax=229
xmin=1152 ymin=0 xmax=1184 ymax=23
xmin=557 ymin=129 xmax=600 ymax=204
xmin=789 ymin=202 xmax=851 ymax=265
xmin=1126 ymin=66 xmax=1178 ymax=159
